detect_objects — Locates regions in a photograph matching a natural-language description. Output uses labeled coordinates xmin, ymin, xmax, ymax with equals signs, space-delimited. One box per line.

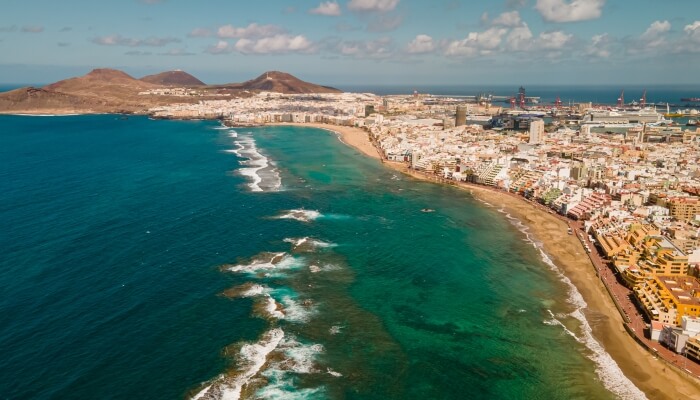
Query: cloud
xmin=535 ymin=0 xmax=605 ymax=23
xmin=59 ymin=27 xmax=72 ymax=32
xmin=21 ymin=25 xmax=44 ymax=33
xmin=367 ymin=14 xmax=403 ymax=32
xmin=57 ymin=42 xmax=70 ymax=47
xmin=536 ymin=30 xmax=573 ymax=50
xmin=348 ymin=0 xmax=399 ymax=13
xmin=584 ymin=33 xmax=611 ymax=58
xmin=188 ymin=28 xmax=212 ymax=38
xmin=685 ymin=21 xmax=700 ymax=43
xmin=326 ymin=37 xmax=394 ymax=59
xmin=125 ymin=50 xmax=153 ymax=56
xmin=159 ymin=48 xmax=195 ymax=56
xmin=0 ymin=25 xmax=17 ymax=32
xmin=406 ymin=34 xmax=435 ymax=54
xmin=640 ymin=20 xmax=670 ymax=48
xmin=309 ymin=1 xmax=341 ymax=16
xmin=492 ymin=11 xmax=521 ymax=27
xmin=506 ymin=24 xmax=534 ymax=51
xmin=234 ymin=34 xmax=314 ymax=54
xmin=444 ymin=27 xmax=507 ymax=57
xmin=217 ymin=23 xmax=285 ymax=39
xmin=205 ymin=40 xmax=234 ymax=54
xmin=92 ymin=35 xmax=181 ymax=47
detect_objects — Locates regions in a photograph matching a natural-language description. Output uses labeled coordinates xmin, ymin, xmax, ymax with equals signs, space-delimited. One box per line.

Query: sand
xmin=297 ymin=123 xmax=700 ymax=399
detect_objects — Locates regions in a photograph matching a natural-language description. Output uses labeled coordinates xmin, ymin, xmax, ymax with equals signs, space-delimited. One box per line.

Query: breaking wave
xmin=228 ymin=135 xmax=281 ymax=192
xmin=500 ymin=211 xmax=647 ymax=400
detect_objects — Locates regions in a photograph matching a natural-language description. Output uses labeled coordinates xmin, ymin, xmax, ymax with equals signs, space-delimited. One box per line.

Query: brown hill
xmin=140 ymin=70 xmax=205 ymax=86
xmin=224 ymin=71 xmax=341 ymax=94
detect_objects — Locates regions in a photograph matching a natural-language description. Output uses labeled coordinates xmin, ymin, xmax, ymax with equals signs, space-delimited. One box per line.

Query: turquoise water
xmin=0 ymin=115 xmax=633 ymax=399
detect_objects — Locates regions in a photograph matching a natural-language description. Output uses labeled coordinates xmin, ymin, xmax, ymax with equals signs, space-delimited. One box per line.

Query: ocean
xmin=0 ymin=115 xmax=645 ymax=399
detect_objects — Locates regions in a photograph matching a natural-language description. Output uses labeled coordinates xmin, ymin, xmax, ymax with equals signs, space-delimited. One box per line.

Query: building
xmin=634 ymin=275 xmax=700 ymax=326
xmin=456 ymin=105 xmax=467 ymax=127
xmin=529 ymin=119 xmax=545 ymax=144
xmin=666 ymin=197 xmax=700 ymax=222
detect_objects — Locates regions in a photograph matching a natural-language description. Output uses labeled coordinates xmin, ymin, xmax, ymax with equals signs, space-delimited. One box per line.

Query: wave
xmin=276 ymin=209 xmax=322 ymax=223
xmin=309 ymin=264 xmax=341 ymax=274
xmin=284 ymin=237 xmax=336 ymax=252
xmin=222 ymin=253 xmax=304 ymax=277
xmin=192 ymin=330 xmax=327 ymax=400
xmin=225 ymin=283 xmax=315 ymax=323
xmin=191 ymin=328 xmax=285 ymax=400
xmin=229 ymin=135 xmax=281 ymax=192
xmin=500 ymin=211 xmax=647 ymax=400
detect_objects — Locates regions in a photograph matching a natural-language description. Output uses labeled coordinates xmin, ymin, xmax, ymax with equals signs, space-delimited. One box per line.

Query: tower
xmin=529 ymin=119 xmax=545 ymax=144
xmin=455 ymin=104 xmax=467 ymax=126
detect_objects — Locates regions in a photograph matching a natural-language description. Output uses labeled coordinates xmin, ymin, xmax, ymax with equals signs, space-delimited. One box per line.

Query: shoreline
xmin=299 ymin=122 xmax=700 ymax=399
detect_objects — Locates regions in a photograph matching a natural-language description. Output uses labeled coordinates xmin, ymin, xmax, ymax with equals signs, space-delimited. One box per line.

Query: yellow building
xmin=640 ymin=236 xmax=689 ymax=276
xmin=634 ymin=275 xmax=700 ymax=326
xmin=666 ymin=197 xmax=700 ymax=222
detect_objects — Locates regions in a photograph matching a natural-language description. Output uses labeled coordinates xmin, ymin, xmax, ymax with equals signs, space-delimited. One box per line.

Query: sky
xmin=1 ymin=0 xmax=700 ymax=85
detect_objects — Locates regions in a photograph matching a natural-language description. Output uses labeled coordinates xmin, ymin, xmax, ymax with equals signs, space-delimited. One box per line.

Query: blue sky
xmin=1 ymin=0 xmax=700 ymax=85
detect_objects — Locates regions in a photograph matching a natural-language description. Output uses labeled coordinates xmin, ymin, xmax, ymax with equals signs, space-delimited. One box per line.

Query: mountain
xmin=140 ymin=70 xmax=205 ymax=86
xmin=0 ymin=69 xmax=342 ymax=114
xmin=224 ymin=71 xmax=341 ymax=94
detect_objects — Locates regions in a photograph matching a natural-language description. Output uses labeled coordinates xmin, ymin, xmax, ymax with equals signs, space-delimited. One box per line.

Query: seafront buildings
xmin=150 ymin=89 xmax=700 ymax=365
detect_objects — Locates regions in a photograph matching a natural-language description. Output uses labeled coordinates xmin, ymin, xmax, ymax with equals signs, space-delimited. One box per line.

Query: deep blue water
xmin=0 ymin=115 xmax=640 ymax=399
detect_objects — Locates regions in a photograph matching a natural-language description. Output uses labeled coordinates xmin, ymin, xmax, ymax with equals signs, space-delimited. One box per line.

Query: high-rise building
xmin=529 ymin=119 xmax=545 ymax=144
xmin=455 ymin=105 xmax=467 ymax=126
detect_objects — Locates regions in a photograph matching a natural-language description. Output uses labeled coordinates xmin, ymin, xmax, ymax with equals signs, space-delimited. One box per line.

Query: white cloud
xmin=92 ymin=35 xmax=180 ymax=47
xmin=406 ymin=34 xmax=435 ymax=54
xmin=348 ymin=0 xmax=399 ymax=13
xmin=506 ymin=24 xmax=534 ymax=51
xmin=639 ymin=20 xmax=670 ymax=49
xmin=584 ymin=33 xmax=611 ymax=58
xmin=188 ymin=28 xmax=212 ymax=38
xmin=234 ymin=34 xmax=314 ymax=54
xmin=310 ymin=1 xmax=341 ymax=16
xmin=535 ymin=0 xmax=605 ymax=23
xmin=536 ymin=30 xmax=573 ymax=49
xmin=330 ymin=37 xmax=394 ymax=59
xmin=492 ymin=11 xmax=521 ymax=27
xmin=444 ymin=27 xmax=507 ymax=57
xmin=205 ymin=40 xmax=234 ymax=54
xmin=683 ymin=21 xmax=700 ymax=43
xmin=217 ymin=23 xmax=285 ymax=39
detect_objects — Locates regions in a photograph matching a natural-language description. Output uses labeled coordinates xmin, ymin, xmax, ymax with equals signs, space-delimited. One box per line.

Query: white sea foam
xmin=327 ymin=368 xmax=342 ymax=377
xmin=229 ymin=135 xmax=281 ymax=192
xmin=329 ymin=325 xmax=342 ymax=335
xmin=276 ymin=209 xmax=322 ymax=223
xmin=499 ymin=210 xmax=647 ymax=400
xmin=284 ymin=237 xmax=336 ymax=251
xmin=191 ymin=328 xmax=285 ymax=400
xmin=225 ymin=253 xmax=304 ymax=277
xmin=228 ymin=130 xmax=238 ymax=138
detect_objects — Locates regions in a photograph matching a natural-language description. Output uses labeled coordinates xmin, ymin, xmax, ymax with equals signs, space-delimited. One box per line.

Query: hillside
xmin=224 ymin=71 xmax=341 ymax=94
xmin=140 ymin=70 xmax=205 ymax=86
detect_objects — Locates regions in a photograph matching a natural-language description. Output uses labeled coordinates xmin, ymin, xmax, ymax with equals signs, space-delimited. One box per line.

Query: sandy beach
xmin=301 ymin=123 xmax=700 ymax=399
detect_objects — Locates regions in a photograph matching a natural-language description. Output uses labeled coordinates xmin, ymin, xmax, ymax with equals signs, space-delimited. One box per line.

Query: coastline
xmin=303 ymin=123 xmax=700 ymax=399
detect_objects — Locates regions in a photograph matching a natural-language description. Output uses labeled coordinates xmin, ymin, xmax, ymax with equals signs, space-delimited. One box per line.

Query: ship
xmin=681 ymin=97 xmax=700 ymax=102
xmin=688 ymin=119 xmax=698 ymax=126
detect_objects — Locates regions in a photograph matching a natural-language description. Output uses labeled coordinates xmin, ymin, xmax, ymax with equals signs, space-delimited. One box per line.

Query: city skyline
xmin=2 ymin=0 xmax=700 ymax=85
